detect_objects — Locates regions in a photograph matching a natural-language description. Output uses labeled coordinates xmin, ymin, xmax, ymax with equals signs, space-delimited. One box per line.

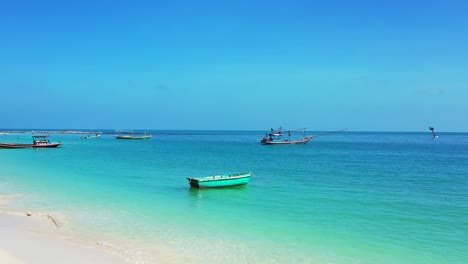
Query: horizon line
xmin=0 ymin=128 xmax=465 ymax=133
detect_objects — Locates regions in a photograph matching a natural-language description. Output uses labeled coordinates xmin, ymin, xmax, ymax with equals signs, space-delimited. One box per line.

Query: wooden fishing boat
xmin=261 ymin=127 xmax=347 ymax=145
xmin=261 ymin=136 xmax=313 ymax=145
xmin=187 ymin=172 xmax=251 ymax=188
xmin=0 ymin=135 xmax=61 ymax=148
xmin=261 ymin=127 xmax=313 ymax=145
xmin=0 ymin=143 xmax=33 ymax=149
xmin=115 ymin=130 xmax=151 ymax=140
xmin=115 ymin=135 xmax=151 ymax=140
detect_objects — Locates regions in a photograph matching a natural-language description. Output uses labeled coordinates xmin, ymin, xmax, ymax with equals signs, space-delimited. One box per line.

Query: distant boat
xmin=261 ymin=127 xmax=347 ymax=145
xmin=115 ymin=134 xmax=151 ymax=140
xmin=0 ymin=135 xmax=61 ymax=149
xmin=82 ymin=134 xmax=101 ymax=139
xmin=187 ymin=172 xmax=251 ymax=188
xmin=261 ymin=127 xmax=312 ymax=145
xmin=115 ymin=130 xmax=152 ymax=140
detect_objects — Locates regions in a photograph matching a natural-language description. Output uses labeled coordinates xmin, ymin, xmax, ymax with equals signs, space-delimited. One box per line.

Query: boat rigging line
xmin=312 ymin=128 xmax=348 ymax=138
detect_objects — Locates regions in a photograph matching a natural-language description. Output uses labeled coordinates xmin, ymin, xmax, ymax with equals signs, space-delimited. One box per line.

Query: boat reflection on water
xmin=187 ymin=184 xmax=250 ymax=208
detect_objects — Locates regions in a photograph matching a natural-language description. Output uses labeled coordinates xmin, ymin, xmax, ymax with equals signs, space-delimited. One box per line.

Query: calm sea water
xmin=0 ymin=131 xmax=467 ymax=263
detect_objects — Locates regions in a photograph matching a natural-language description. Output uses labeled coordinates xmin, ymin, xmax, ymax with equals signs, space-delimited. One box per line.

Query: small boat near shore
xmin=0 ymin=135 xmax=61 ymax=149
xmin=187 ymin=172 xmax=251 ymax=188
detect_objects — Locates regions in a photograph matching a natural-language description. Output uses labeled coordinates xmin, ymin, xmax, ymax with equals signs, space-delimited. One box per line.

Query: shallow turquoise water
xmin=0 ymin=131 xmax=467 ymax=263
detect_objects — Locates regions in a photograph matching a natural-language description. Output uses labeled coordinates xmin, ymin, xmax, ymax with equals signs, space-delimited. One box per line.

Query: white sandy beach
xmin=0 ymin=212 xmax=128 ymax=264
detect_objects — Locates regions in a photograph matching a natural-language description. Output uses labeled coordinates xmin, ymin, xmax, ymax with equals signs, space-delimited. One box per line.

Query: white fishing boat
xmin=261 ymin=127 xmax=347 ymax=145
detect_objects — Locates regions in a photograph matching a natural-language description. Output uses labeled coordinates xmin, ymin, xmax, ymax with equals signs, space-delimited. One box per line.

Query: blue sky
xmin=1 ymin=0 xmax=467 ymax=131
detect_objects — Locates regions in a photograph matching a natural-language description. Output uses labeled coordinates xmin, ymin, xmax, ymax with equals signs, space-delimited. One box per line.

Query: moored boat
xmin=261 ymin=127 xmax=313 ymax=145
xmin=261 ymin=127 xmax=347 ymax=145
xmin=187 ymin=172 xmax=251 ymax=188
xmin=115 ymin=135 xmax=151 ymax=140
xmin=0 ymin=143 xmax=33 ymax=149
xmin=0 ymin=135 xmax=61 ymax=149
xmin=82 ymin=134 xmax=101 ymax=139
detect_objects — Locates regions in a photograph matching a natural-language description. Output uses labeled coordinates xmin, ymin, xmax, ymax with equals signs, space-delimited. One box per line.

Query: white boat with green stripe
xmin=187 ymin=172 xmax=251 ymax=189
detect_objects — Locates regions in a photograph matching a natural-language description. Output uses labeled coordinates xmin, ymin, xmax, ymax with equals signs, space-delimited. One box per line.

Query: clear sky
xmin=1 ymin=0 xmax=467 ymax=131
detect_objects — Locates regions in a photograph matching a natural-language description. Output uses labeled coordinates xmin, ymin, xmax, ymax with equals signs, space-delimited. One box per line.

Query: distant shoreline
xmin=0 ymin=130 xmax=146 ymax=135
xmin=1 ymin=129 xmax=467 ymax=135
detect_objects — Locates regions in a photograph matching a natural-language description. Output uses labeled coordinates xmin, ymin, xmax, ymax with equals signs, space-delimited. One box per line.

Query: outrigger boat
xmin=261 ymin=127 xmax=347 ymax=145
xmin=0 ymin=135 xmax=61 ymax=149
xmin=187 ymin=172 xmax=251 ymax=188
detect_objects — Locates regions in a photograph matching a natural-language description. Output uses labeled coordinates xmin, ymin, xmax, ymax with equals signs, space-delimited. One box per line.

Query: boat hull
xmin=0 ymin=143 xmax=33 ymax=149
xmin=82 ymin=135 xmax=101 ymax=139
xmin=187 ymin=172 xmax=251 ymax=189
xmin=261 ymin=136 xmax=313 ymax=145
xmin=0 ymin=143 xmax=61 ymax=148
xmin=32 ymin=143 xmax=62 ymax=148
xmin=115 ymin=135 xmax=151 ymax=140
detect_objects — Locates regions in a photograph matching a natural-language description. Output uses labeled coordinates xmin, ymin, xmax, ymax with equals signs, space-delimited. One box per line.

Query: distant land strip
xmin=0 ymin=130 xmax=146 ymax=135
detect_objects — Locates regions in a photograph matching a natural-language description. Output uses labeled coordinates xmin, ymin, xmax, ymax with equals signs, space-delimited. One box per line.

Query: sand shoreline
xmin=0 ymin=212 xmax=129 ymax=264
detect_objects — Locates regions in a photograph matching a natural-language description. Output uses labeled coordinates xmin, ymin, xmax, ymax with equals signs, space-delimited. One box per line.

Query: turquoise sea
xmin=0 ymin=130 xmax=467 ymax=263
